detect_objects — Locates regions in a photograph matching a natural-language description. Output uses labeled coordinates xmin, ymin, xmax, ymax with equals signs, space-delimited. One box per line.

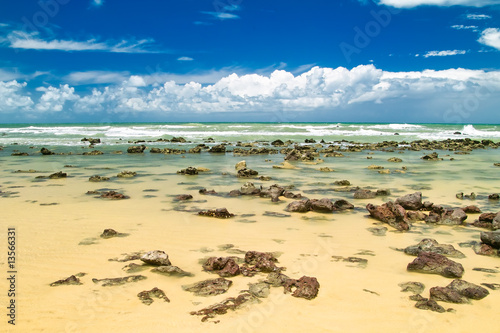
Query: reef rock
xmin=407 ymin=252 xmax=464 ymax=278
xmin=366 ymin=201 xmax=410 ymax=231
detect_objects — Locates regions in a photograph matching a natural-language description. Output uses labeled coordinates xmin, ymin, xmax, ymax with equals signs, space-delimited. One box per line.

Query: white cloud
xmin=374 ymin=0 xmax=500 ymax=8
xmin=177 ymin=56 xmax=194 ymax=61
xmin=201 ymin=11 xmax=240 ymax=20
xmin=467 ymin=14 xmax=492 ymax=19
xmin=35 ymin=84 xmax=79 ymax=112
xmin=3 ymin=30 xmax=162 ymax=53
xmin=478 ymin=28 xmax=500 ymax=50
xmin=0 ymin=81 xmax=33 ymax=112
xmin=422 ymin=50 xmax=467 ymax=57
xmin=64 ymin=71 xmax=131 ymax=85
xmin=451 ymin=25 xmax=478 ymax=30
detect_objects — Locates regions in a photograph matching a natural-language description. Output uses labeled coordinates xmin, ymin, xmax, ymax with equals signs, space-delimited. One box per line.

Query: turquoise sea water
xmin=0 ymin=122 xmax=499 ymax=148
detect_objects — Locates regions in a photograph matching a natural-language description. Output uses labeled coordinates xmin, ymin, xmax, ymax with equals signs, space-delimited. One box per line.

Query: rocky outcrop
xmin=203 ymin=257 xmax=241 ymax=277
xmin=208 ymin=145 xmax=226 ymax=153
xmin=41 ymin=147 xmax=55 ymax=155
xmin=174 ymin=194 xmax=193 ymax=201
xmin=407 ymin=252 xmax=464 ymax=278
xmin=395 ymin=192 xmax=423 ymax=210
xmin=198 ymin=208 xmax=235 ymax=219
xmin=309 ymin=198 xmax=335 ymax=212
xmin=404 ymin=239 xmax=465 ymax=259
xmin=177 ymin=167 xmax=198 ymax=175
xmin=285 ymin=199 xmax=312 ymax=213
xmin=480 ymin=231 xmax=500 ymax=249
xmin=424 ymin=206 xmax=467 ymax=225
xmin=140 ymin=250 xmax=172 ymax=266
xmin=473 ymin=212 xmax=500 ymax=230
xmin=283 ymin=276 xmax=320 ymax=300
xmin=366 ymin=201 xmax=410 ymax=231
xmin=182 ymin=278 xmax=232 ymax=296
xmin=237 ymin=168 xmax=258 ymax=178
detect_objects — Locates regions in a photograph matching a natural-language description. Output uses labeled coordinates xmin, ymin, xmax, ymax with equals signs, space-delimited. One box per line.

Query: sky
xmin=0 ymin=0 xmax=499 ymax=124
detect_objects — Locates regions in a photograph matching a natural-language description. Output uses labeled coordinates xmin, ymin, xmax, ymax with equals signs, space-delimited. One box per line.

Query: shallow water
xmin=1 ymin=135 xmax=500 ymax=333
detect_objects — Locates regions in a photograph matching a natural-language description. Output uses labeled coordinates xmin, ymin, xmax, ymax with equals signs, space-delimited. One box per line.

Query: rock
xmin=199 ymin=188 xmax=218 ymax=195
xmin=404 ymin=239 xmax=466 ymax=259
xmin=137 ymin=287 xmax=170 ymax=305
xmin=367 ymin=164 xmax=384 ymax=170
xmin=309 ymin=198 xmax=335 ymax=213
xmin=140 ymin=250 xmax=172 ymax=266
xmin=265 ymin=272 xmax=291 ymax=287
xmin=177 ymin=167 xmax=198 ymax=175
xmin=407 ymin=252 xmax=464 ymax=278
xmin=82 ymin=137 xmax=101 ymax=144
xmin=353 ymin=189 xmax=376 ymax=199
xmin=196 ymin=167 xmax=210 ymax=172
xmin=100 ymin=191 xmax=129 ymax=200
xmin=117 ymin=170 xmax=136 ymax=178
xmin=285 ymin=199 xmax=311 ymax=213
xmin=50 ymin=274 xmax=83 ymax=286
xmin=208 ymin=144 xmax=226 ymax=153
xmin=127 ymin=145 xmax=146 ymax=153
xmin=378 ymin=169 xmax=391 ymax=174
xmin=334 ymin=180 xmax=350 ymax=186
xmin=399 ymin=281 xmax=425 ymax=294
xmin=100 ymin=228 xmax=118 ymax=238
xmin=108 ymin=252 xmax=144 ymax=262
xmin=151 ymin=265 xmax=193 ymax=277
xmin=480 ymin=231 xmax=500 ymax=249
xmin=333 ymin=199 xmax=354 ymax=210
xmin=41 ymin=147 xmax=54 ymax=155
xmin=456 ymin=192 xmax=464 ymax=199
xmin=190 ymin=293 xmax=257 ymax=322
xmin=83 ymin=150 xmax=104 ymax=155
xmin=203 ymin=257 xmax=240 ymax=277
xmin=367 ymin=227 xmax=388 ymax=236
xmin=272 ymin=161 xmax=301 ymax=169
xmin=89 ymin=175 xmax=110 ymax=182
xmin=92 ymin=275 xmax=147 ymax=286
xmin=446 ymin=279 xmax=489 ymax=300
xmin=415 ymin=299 xmax=445 ymax=313
xmin=425 ymin=207 xmax=467 ymax=225
xmin=482 ymin=283 xmax=500 ymax=290
xmin=407 ymin=211 xmax=427 ymax=222
xmin=237 ymin=168 xmax=259 ymax=178
xmin=376 ymin=189 xmax=391 ymax=196
xmin=174 ymin=194 xmax=193 ymax=201
xmin=421 ymin=152 xmax=442 ymax=161
xmin=49 ymin=171 xmax=67 ymax=179
xmin=188 ymin=146 xmax=202 ymax=153
xmin=283 ymin=276 xmax=320 ymax=300
xmin=248 ymin=282 xmax=270 ymax=298
xmin=244 ymin=251 xmax=279 ymax=273
xmin=430 ymin=287 xmax=470 ymax=304
xmin=489 ymin=193 xmax=499 ymax=200
xmin=240 ymin=182 xmax=260 ymax=195
xmin=122 ymin=263 xmax=147 ymax=273
xmin=388 ymin=157 xmax=402 ymax=162
xmin=271 ymin=139 xmax=285 ymax=146
xmin=228 ymin=189 xmax=241 ymax=197
xmin=182 ymin=278 xmax=232 ymax=296
xmin=171 ymin=136 xmax=187 ymax=143
xmin=366 ymin=201 xmax=410 ymax=231
xmin=235 ymin=161 xmax=247 ymax=170
xmin=319 ymin=167 xmax=334 ymax=172
xmin=198 ymin=208 xmax=235 ymax=219
xmin=395 ymin=192 xmax=423 ymax=210
xmin=473 ymin=243 xmax=498 ymax=256
xmin=462 ymin=205 xmax=481 ymax=213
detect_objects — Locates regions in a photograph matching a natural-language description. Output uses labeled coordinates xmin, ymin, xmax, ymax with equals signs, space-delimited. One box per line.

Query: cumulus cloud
xmin=373 ymin=0 xmax=500 ymax=8
xmin=3 ymin=30 xmax=163 ymax=53
xmin=64 ymin=71 xmax=131 ymax=85
xmin=2 ymin=66 xmax=500 ymax=118
xmin=0 ymin=81 xmax=33 ymax=112
xmin=422 ymin=50 xmax=467 ymax=57
xmin=478 ymin=28 xmax=500 ymax=50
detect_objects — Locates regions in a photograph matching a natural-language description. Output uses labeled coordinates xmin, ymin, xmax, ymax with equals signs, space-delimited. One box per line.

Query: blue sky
xmin=0 ymin=0 xmax=499 ymax=123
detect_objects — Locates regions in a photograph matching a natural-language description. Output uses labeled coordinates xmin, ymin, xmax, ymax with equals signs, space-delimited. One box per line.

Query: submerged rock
xmin=425 ymin=206 xmax=467 ymax=225
xmin=407 ymin=252 xmax=464 ymax=278
xmin=177 ymin=167 xmax=198 ymax=175
xmin=49 ymin=171 xmax=67 ymax=179
xmin=92 ymin=275 xmax=147 ymax=286
xmin=137 ymin=287 xmax=170 ymax=305
xmin=117 ymin=170 xmax=137 ymax=178
xmin=100 ymin=228 xmax=125 ymax=238
xmin=100 ymin=191 xmax=129 ymax=200
xmin=182 ymin=278 xmax=232 ymax=296
xmin=127 ymin=145 xmax=146 ymax=153
xmin=198 ymin=208 xmax=235 ymax=219
xmin=399 ymin=281 xmax=425 ymax=294
xmin=89 ymin=175 xmax=110 ymax=182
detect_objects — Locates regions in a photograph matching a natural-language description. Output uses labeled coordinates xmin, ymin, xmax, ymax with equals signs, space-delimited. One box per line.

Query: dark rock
xmin=285 ymin=199 xmax=311 ymax=213
xmin=188 ymin=146 xmax=202 ymax=153
xmin=151 ymin=265 xmax=193 ymax=277
xmin=472 ymin=267 xmax=499 ymax=273
xmin=462 ymin=205 xmax=481 ymax=213
xmin=50 ymin=274 xmax=83 ymax=286
xmin=11 ymin=152 xmax=29 ymax=156
xmin=415 ymin=299 xmax=445 ymax=313
xmin=83 ymin=150 xmax=104 ymax=155
xmin=489 ymin=193 xmax=499 ymax=200
xmin=333 ymin=199 xmax=354 ymax=210
xmin=199 ymin=188 xmax=218 ymax=195
xmin=174 ymin=194 xmax=193 ymax=201
xmin=140 ymin=250 xmax=172 ymax=266
xmin=137 ymin=287 xmax=170 ymax=305
xmin=376 ymin=189 xmax=391 ymax=196
xmin=423 ymin=201 xmax=434 ymax=210
xmin=240 ymin=182 xmax=260 ymax=195
xmin=366 ymin=201 xmax=410 ymax=231
xmin=310 ymin=198 xmax=335 ymax=213
xmin=100 ymin=229 xmax=118 ymax=238
xmin=480 ymin=231 xmax=500 ymax=249
xmin=244 ymin=251 xmax=279 ymax=273
xmin=182 ymin=278 xmax=232 ymax=296
xmin=271 ymin=139 xmax=285 ymax=146
xmin=404 ymin=239 xmax=465 ymax=259
xmin=399 ymin=281 xmax=425 ymax=294
xmin=395 ymin=192 xmax=423 ymax=210
xmin=177 ymin=167 xmax=198 ymax=175
xmin=49 ymin=171 xmax=67 ymax=179
xmin=203 ymin=257 xmax=240 ymax=277
xmin=41 ymin=147 xmax=54 ymax=155
xmin=473 ymin=243 xmax=498 ymax=256
xmin=228 ymin=189 xmax=241 ymax=197
xmin=425 ymin=207 xmax=467 ymax=226
xmin=421 ymin=152 xmax=442 ymax=161
xmin=482 ymin=283 xmax=500 ymax=290
xmin=283 ymin=190 xmax=302 ymax=199
xmin=198 ymin=208 xmax=235 ymax=219
xmin=447 ymin=279 xmax=489 ymax=300
xmin=127 ymin=145 xmax=146 ymax=153
xmin=190 ymin=293 xmax=257 ymax=322
xmin=82 ymin=137 xmax=101 ymax=144
xmin=89 ymin=175 xmax=110 ymax=182
xmin=92 ymin=275 xmax=147 ymax=286
xmin=407 ymin=252 xmax=464 ymax=278
xmin=334 ymin=180 xmax=350 ymax=186
xmin=283 ymin=276 xmax=320 ymax=300
xmin=429 ymin=286 xmax=470 ymax=304
xmin=208 ymin=144 xmax=226 ymax=153
xmin=237 ymin=168 xmax=259 ymax=178
xmin=117 ymin=170 xmax=136 ymax=178
xmin=388 ymin=157 xmax=402 ymax=162
xmin=353 ymin=189 xmax=376 ymax=199
xmin=100 ymin=191 xmax=129 ymax=200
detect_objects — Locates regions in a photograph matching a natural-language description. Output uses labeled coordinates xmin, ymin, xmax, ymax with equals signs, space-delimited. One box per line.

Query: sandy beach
xmin=1 ymin=131 xmax=499 ymax=333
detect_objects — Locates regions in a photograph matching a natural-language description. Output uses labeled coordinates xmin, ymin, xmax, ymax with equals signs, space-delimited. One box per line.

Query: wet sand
xmin=1 ymin=143 xmax=500 ymax=333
